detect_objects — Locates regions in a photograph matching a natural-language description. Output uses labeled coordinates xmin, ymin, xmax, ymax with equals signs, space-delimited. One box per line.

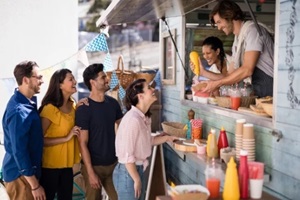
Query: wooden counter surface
xmin=156 ymin=191 xmax=280 ymax=200
xmin=161 ymin=142 xmax=283 ymax=200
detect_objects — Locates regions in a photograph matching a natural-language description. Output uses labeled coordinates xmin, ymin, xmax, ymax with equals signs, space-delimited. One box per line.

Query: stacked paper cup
xmin=235 ymin=119 xmax=246 ymax=161
xmin=242 ymin=123 xmax=255 ymax=161
xmin=190 ymin=119 xmax=203 ymax=139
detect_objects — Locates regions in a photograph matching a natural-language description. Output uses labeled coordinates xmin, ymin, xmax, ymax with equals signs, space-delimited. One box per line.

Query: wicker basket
xmin=106 ymin=55 xmax=136 ymax=90
xmin=161 ymin=122 xmax=187 ymax=138
xmin=241 ymin=96 xmax=257 ymax=108
xmin=216 ymin=96 xmax=256 ymax=108
xmin=135 ymin=72 xmax=156 ymax=84
xmin=216 ymin=96 xmax=231 ymax=108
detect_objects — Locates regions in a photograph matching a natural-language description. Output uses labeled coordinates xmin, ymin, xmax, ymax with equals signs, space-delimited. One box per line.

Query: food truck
xmin=97 ymin=0 xmax=299 ymax=199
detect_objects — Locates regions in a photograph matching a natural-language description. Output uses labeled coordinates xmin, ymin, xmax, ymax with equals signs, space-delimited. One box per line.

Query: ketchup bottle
xmin=218 ymin=127 xmax=229 ymax=156
xmin=238 ymin=149 xmax=249 ymax=198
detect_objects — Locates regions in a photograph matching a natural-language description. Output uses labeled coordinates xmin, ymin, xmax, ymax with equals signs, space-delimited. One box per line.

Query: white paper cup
xmin=250 ymin=179 xmax=263 ymax=199
xmin=196 ymin=144 xmax=206 ymax=155
xmin=193 ymin=95 xmax=197 ymax=102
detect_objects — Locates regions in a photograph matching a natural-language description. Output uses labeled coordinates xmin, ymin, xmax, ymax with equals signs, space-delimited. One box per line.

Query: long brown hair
xmin=39 ymin=68 xmax=74 ymax=113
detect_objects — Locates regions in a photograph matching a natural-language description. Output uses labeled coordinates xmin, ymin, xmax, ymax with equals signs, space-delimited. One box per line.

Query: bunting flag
xmin=154 ymin=70 xmax=162 ymax=90
xmin=109 ymin=71 xmax=119 ymax=90
xmin=0 ymin=78 xmax=17 ymax=96
xmin=0 ymin=78 xmax=17 ymax=129
xmin=40 ymin=63 xmax=65 ymax=87
xmin=103 ymin=52 xmax=113 ymax=72
xmin=64 ymin=56 xmax=78 ymax=72
xmin=85 ymin=33 xmax=108 ymax=52
xmin=118 ymin=85 xmax=126 ymax=100
xmin=0 ymin=32 xmax=141 ymax=112
xmin=77 ymin=49 xmax=89 ymax=67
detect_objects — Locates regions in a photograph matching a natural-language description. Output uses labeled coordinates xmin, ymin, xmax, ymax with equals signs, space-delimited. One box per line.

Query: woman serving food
xmin=190 ymin=36 xmax=232 ymax=96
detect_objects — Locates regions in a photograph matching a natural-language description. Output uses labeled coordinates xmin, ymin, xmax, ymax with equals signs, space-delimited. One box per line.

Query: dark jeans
xmin=40 ymin=168 xmax=73 ymax=200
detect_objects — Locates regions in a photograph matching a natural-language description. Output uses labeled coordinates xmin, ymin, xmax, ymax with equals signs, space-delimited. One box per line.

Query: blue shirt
xmin=2 ymin=89 xmax=43 ymax=182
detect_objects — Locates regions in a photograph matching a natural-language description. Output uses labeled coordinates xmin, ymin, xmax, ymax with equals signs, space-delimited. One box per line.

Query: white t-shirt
xmin=232 ymin=21 xmax=274 ymax=78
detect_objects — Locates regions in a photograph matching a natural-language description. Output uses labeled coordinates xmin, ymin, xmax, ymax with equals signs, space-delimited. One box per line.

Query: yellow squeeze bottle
xmin=207 ymin=129 xmax=218 ymax=158
xmin=206 ymin=129 xmax=212 ymax=156
xmin=223 ymin=157 xmax=240 ymax=200
xmin=189 ymin=51 xmax=200 ymax=76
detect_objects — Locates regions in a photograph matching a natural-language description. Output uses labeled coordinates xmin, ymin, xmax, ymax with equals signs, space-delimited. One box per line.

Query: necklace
xmin=286 ymin=0 xmax=299 ymax=108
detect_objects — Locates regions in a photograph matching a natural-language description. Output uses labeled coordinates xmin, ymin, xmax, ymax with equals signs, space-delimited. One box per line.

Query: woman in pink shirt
xmin=113 ymin=79 xmax=177 ymax=200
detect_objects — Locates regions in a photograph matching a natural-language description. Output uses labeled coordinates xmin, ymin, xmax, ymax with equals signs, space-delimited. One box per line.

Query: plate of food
xmin=170 ymin=184 xmax=210 ymax=200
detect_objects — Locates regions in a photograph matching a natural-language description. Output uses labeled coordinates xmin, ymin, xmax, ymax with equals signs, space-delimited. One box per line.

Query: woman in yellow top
xmin=38 ymin=68 xmax=81 ymax=200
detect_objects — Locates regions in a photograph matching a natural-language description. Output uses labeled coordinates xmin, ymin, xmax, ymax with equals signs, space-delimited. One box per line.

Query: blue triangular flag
xmin=103 ymin=52 xmax=113 ymax=72
xmin=85 ymin=34 xmax=108 ymax=52
xmin=154 ymin=70 xmax=162 ymax=90
xmin=110 ymin=71 xmax=119 ymax=90
xmin=118 ymin=85 xmax=126 ymax=100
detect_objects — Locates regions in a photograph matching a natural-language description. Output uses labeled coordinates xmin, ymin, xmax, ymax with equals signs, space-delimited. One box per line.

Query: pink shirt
xmin=115 ymin=106 xmax=153 ymax=170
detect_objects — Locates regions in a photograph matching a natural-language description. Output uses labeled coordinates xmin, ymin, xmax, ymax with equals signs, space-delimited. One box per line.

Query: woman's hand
xmin=166 ymin=136 xmax=179 ymax=143
xmin=66 ymin=126 xmax=81 ymax=141
xmin=189 ymin=58 xmax=205 ymax=76
xmin=134 ymin=178 xmax=142 ymax=199
xmin=190 ymin=60 xmax=195 ymax=73
xmin=76 ymin=97 xmax=89 ymax=108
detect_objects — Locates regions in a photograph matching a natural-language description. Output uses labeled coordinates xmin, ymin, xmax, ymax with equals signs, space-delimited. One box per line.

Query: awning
xmin=96 ymin=0 xmax=216 ymax=26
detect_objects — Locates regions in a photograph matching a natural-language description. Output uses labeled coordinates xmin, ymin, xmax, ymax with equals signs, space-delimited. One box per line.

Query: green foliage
xmin=84 ymin=0 xmax=111 ymax=32
xmin=85 ymin=14 xmax=101 ymax=32
xmin=88 ymin=0 xmax=111 ymax=14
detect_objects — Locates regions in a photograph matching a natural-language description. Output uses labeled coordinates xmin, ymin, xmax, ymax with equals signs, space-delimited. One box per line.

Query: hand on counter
xmin=166 ymin=135 xmax=179 ymax=143
xmin=201 ymin=79 xmax=221 ymax=93
xmin=152 ymin=134 xmax=179 ymax=146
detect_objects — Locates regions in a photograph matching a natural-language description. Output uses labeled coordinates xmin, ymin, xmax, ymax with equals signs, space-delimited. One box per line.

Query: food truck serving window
xmin=182 ymin=2 xmax=275 ymax=124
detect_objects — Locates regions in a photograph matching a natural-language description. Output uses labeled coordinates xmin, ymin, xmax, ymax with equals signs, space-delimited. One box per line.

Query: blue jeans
xmin=113 ymin=163 xmax=144 ymax=200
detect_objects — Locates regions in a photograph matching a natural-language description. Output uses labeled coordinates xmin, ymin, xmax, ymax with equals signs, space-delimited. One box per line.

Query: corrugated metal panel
xmin=96 ymin=0 xmax=216 ymax=26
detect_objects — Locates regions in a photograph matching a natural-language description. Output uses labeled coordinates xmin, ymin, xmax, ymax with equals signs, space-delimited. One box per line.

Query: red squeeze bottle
xmin=239 ymin=150 xmax=249 ymax=199
xmin=218 ymin=127 xmax=229 ymax=156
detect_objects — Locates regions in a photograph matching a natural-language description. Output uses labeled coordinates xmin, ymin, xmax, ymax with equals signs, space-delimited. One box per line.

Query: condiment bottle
xmin=186 ymin=122 xmax=191 ymax=139
xmin=238 ymin=149 xmax=249 ymax=199
xmin=207 ymin=129 xmax=218 ymax=158
xmin=223 ymin=157 xmax=240 ymax=200
xmin=218 ymin=127 xmax=229 ymax=156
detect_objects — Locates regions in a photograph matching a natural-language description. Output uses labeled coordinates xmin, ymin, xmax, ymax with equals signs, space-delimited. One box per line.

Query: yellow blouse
xmin=40 ymin=103 xmax=80 ymax=168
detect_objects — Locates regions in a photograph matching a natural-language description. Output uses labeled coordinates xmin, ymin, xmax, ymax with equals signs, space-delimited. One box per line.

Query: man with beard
xmin=201 ymin=0 xmax=274 ymax=97
xmin=75 ymin=63 xmax=123 ymax=200
xmin=2 ymin=61 xmax=46 ymax=200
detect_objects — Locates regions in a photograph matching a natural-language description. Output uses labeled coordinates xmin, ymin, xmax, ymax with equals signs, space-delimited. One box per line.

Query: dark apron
xmin=252 ymin=67 xmax=273 ymax=98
